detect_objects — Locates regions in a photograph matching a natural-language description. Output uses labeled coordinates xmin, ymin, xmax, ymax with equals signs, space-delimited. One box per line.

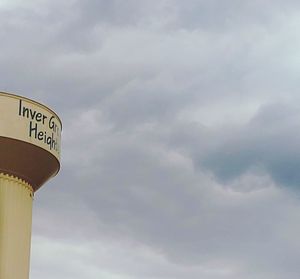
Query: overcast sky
xmin=2 ymin=0 xmax=300 ymax=278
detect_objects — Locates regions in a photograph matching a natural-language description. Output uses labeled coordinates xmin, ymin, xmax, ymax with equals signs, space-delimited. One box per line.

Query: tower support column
xmin=0 ymin=173 xmax=33 ymax=279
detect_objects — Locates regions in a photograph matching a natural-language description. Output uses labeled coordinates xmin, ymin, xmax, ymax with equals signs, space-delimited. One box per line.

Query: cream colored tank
xmin=0 ymin=92 xmax=61 ymax=279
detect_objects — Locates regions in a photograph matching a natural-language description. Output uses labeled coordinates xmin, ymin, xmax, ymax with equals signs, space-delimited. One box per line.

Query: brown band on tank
xmin=0 ymin=136 xmax=60 ymax=192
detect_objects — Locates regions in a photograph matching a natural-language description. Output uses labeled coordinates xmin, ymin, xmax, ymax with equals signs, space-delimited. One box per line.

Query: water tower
xmin=0 ymin=92 xmax=62 ymax=279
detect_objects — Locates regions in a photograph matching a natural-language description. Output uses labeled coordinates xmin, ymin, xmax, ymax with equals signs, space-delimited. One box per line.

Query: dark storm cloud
xmin=201 ymin=103 xmax=300 ymax=188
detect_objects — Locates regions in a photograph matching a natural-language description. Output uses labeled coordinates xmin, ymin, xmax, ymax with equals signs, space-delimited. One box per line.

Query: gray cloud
xmin=1 ymin=0 xmax=300 ymax=278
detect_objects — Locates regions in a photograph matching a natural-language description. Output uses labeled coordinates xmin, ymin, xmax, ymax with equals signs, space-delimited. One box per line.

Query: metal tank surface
xmin=0 ymin=92 xmax=62 ymax=279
